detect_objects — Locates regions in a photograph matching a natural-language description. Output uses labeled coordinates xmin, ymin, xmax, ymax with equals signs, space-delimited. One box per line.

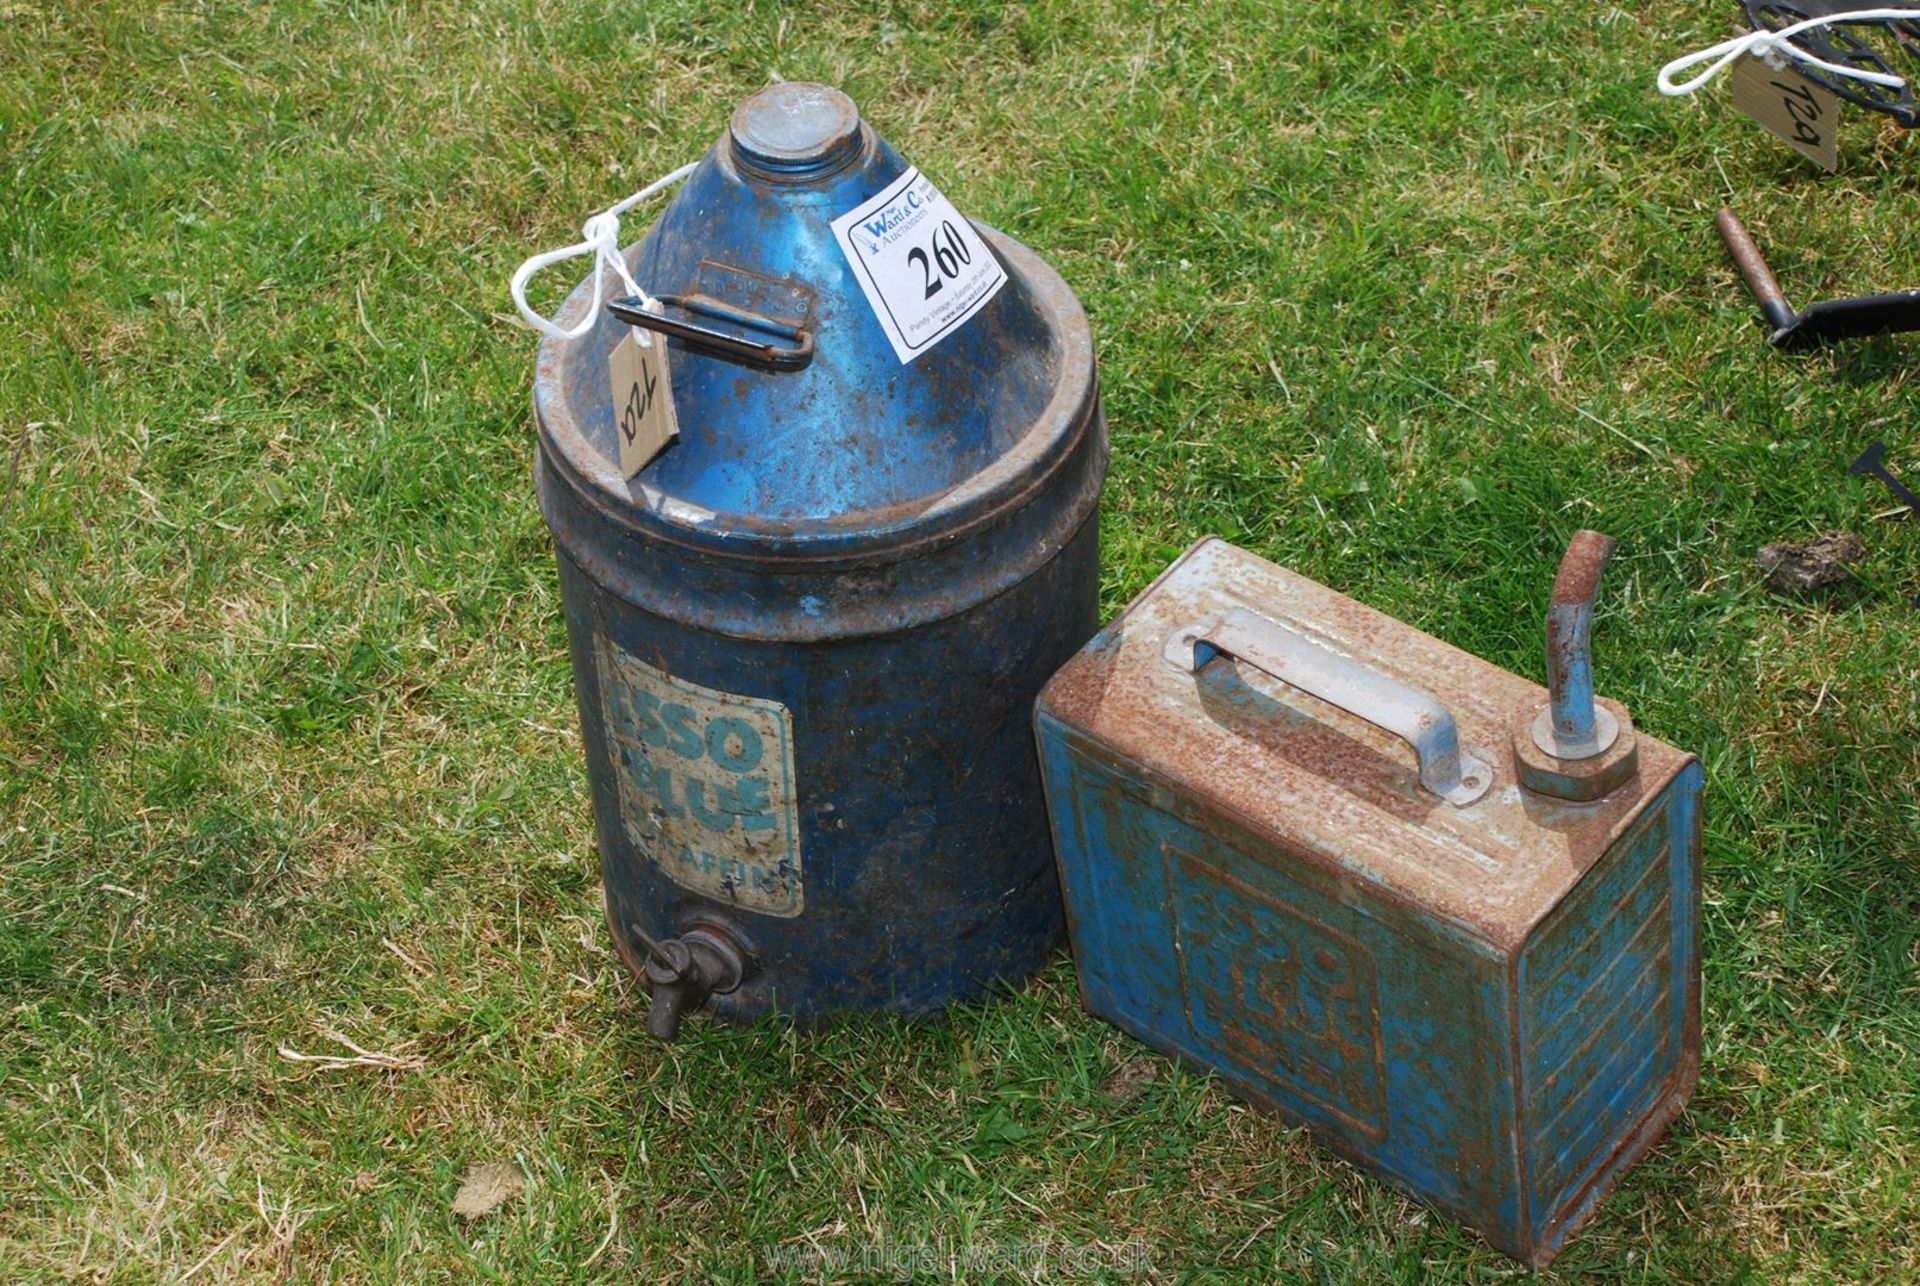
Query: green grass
xmin=4 ymin=0 xmax=1919 ymax=1279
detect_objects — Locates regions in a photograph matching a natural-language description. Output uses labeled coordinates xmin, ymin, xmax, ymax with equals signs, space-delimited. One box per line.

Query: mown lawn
xmin=3 ymin=0 xmax=1918 ymax=1280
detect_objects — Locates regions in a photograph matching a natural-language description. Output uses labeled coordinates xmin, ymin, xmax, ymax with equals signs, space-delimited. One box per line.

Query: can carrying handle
xmin=1165 ymin=607 xmax=1493 ymax=807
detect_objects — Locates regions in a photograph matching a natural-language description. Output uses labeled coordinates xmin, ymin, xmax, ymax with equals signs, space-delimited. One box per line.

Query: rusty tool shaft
xmin=1716 ymin=208 xmax=1799 ymax=335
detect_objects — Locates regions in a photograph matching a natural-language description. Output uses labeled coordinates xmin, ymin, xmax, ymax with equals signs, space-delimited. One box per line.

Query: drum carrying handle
xmin=1164 ymin=606 xmax=1493 ymax=807
xmin=607 ymin=293 xmax=814 ymax=371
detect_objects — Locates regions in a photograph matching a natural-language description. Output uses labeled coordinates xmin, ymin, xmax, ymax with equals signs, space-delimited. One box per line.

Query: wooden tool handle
xmin=1715 ymin=208 xmax=1798 ymax=334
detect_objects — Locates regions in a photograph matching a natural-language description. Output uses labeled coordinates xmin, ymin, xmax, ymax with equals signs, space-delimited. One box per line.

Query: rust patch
xmin=1036 ymin=537 xmax=1692 ymax=950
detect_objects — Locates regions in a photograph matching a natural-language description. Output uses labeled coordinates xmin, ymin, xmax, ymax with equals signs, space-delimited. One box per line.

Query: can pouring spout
xmin=645 ymin=978 xmax=696 ymax=1041
xmin=1542 ymin=529 xmax=1617 ymax=758
xmin=638 ymin=927 xmax=749 ymax=1042
xmin=1512 ymin=530 xmax=1641 ymax=801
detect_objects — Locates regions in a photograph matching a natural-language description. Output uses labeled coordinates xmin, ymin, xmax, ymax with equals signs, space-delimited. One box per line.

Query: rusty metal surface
xmin=534 ymin=233 xmax=1105 ymax=648
xmin=1547 ymin=528 xmax=1615 ymax=612
xmin=1165 ymin=607 xmax=1492 ymax=807
xmin=1034 ymin=536 xmax=1704 ymax=1265
xmin=534 ymin=84 xmax=1108 ymax=1029
xmin=1514 ymin=790 xmax=1701 ymax=1259
xmin=728 ymin=82 xmax=863 ymax=179
xmin=1542 ymin=528 xmax=1617 ymax=755
xmin=583 ymin=520 xmax=1098 ymax=1027
xmin=531 ymin=118 xmax=1090 ymax=549
xmin=1038 ymin=537 xmax=1690 ymax=950
xmin=1512 ymin=698 xmax=1642 ymax=803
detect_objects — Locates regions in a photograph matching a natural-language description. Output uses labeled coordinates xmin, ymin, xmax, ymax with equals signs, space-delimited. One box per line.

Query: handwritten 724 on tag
xmin=1731 ymin=51 xmax=1840 ymax=171
xmin=608 ymin=329 xmax=679 ymax=477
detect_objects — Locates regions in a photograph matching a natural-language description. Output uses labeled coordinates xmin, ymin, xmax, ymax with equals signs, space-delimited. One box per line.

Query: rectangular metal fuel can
xmin=1033 ymin=537 xmax=1702 ymax=1266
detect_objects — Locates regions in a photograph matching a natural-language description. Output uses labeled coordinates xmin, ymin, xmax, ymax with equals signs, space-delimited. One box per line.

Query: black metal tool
xmin=1716 ymin=208 xmax=1920 ymax=350
xmin=1742 ymin=0 xmax=1920 ymax=127
xmin=607 ymin=292 xmax=814 ymax=371
xmin=1850 ymin=441 xmax=1920 ymax=517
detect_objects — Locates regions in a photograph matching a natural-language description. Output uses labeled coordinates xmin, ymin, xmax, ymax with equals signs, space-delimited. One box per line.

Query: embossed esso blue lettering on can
xmin=533 ymin=83 xmax=1106 ymax=1039
xmin=1034 ymin=535 xmax=1702 ymax=1266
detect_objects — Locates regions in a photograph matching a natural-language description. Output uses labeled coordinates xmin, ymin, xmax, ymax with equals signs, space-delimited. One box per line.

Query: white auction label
xmin=832 ymin=167 xmax=1006 ymax=364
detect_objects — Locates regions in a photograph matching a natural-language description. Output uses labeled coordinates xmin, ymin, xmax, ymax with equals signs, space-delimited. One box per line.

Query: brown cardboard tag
xmin=607 ymin=329 xmax=678 ymax=477
xmin=1730 ymin=50 xmax=1840 ymax=171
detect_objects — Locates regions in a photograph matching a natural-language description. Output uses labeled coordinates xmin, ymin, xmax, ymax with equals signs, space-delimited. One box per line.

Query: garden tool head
xmin=1716 ymin=207 xmax=1920 ymax=350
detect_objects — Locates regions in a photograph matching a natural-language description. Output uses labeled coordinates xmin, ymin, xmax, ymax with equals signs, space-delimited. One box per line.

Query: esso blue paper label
xmin=598 ymin=640 xmax=803 ymax=917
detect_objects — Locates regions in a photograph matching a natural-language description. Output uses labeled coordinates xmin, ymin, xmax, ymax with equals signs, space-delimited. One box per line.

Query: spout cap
xmin=729 ymin=83 xmax=863 ymax=178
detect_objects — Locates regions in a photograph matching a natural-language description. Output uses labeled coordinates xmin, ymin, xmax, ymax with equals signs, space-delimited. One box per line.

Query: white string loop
xmin=509 ymin=161 xmax=699 ymax=344
xmin=1658 ymin=9 xmax=1920 ymax=96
